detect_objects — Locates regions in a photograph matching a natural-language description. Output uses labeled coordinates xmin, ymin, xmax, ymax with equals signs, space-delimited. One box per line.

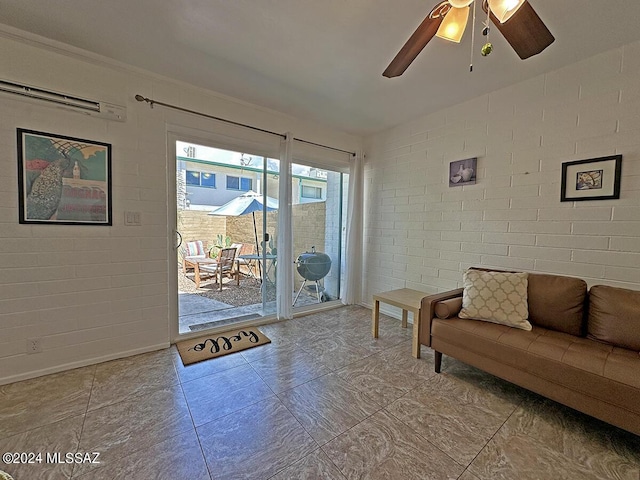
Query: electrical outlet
xmin=27 ymin=338 xmax=42 ymax=354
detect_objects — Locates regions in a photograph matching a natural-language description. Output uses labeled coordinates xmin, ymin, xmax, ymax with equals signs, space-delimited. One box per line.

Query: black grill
xmin=293 ymin=247 xmax=331 ymax=305
xmin=295 ymin=250 xmax=331 ymax=281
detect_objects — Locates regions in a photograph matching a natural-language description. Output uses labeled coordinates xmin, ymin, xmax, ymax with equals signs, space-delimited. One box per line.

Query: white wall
xmin=363 ymin=41 xmax=640 ymax=306
xmin=0 ymin=30 xmax=361 ymax=385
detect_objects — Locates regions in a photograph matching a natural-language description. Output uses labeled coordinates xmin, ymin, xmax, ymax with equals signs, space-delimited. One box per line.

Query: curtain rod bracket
xmin=135 ymin=94 xmax=154 ymax=109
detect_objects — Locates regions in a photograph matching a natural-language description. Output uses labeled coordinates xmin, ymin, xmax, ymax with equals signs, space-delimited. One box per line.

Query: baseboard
xmin=293 ymin=299 xmax=344 ymax=317
xmin=0 ymin=342 xmax=171 ymax=386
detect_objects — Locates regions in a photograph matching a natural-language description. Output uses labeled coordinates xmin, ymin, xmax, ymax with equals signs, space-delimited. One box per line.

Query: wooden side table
xmin=372 ymin=288 xmax=428 ymax=359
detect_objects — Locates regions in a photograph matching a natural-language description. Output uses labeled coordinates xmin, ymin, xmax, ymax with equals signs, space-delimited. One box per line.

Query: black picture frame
xmin=560 ymin=155 xmax=622 ymax=202
xmin=17 ymin=128 xmax=112 ymax=225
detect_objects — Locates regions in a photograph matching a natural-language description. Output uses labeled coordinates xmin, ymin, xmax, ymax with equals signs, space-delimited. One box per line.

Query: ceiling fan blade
xmin=383 ymin=2 xmax=449 ymax=78
xmin=483 ymin=0 xmax=554 ymax=60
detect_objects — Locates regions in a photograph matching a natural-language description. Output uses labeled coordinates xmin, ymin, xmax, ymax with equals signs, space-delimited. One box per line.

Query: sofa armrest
xmin=419 ymin=288 xmax=464 ymax=347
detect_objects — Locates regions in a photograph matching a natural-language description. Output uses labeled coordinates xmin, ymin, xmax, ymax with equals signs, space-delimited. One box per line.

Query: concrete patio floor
xmin=178 ymin=289 xmax=320 ymax=334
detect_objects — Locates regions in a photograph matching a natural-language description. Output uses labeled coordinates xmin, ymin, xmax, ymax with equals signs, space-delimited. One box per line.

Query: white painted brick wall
xmin=363 ymin=41 xmax=640 ymax=304
xmin=0 ymin=33 xmax=360 ymax=384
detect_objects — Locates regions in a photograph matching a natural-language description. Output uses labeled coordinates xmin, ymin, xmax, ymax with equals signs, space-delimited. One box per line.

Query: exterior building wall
xmin=177 ymin=211 xmax=227 ymax=253
xmin=322 ymin=171 xmax=343 ymax=300
xmin=292 ymin=202 xmax=327 ymax=293
xmin=180 ymin=157 xmax=327 ymax=208
xmin=293 ymin=176 xmax=328 ymax=204
xmin=180 ymin=159 xmax=261 ymax=208
xmin=178 ymin=202 xmax=327 ymax=295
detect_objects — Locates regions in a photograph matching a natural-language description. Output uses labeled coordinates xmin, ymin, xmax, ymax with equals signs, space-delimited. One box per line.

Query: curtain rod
xmin=135 ymin=94 xmax=284 ymax=139
xmin=135 ymin=94 xmax=356 ymax=156
xmin=292 ymin=137 xmax=355 ymax=156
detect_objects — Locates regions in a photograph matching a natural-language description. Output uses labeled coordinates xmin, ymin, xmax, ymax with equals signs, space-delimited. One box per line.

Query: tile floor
xmin=1 ymin=306 xmax=639 ymax=480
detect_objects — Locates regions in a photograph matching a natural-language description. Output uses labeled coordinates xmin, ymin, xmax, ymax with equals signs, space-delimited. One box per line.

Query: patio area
xmin=176 ymin=163 xmax=341 ymax=333
xmin=178 ymin=269 xmax=319 ymax=333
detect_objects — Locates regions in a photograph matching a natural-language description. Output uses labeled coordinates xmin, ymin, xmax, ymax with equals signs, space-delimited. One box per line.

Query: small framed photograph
xmin=449 ymin=157 xmax=477 ymax=187
xmin=560 ymin=155 xmax=622 ymax=202
xmin=17 ymin=129 xmax=112 ymax=225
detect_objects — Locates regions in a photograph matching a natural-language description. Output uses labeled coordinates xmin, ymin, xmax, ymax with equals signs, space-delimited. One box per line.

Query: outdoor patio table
xmin=238 ymin=254 xmax=277 ymax=286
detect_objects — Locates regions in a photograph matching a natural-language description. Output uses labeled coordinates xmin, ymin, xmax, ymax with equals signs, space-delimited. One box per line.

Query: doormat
xmin=177 ymin=328 xmax=271 ymax=365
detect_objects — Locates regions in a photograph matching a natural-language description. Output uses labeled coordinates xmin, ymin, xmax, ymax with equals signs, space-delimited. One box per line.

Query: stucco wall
xmin=179 ymin=202 xmax=327 ymax=291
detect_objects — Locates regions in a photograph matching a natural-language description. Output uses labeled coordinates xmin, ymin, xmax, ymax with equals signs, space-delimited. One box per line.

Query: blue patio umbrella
xmin=208 ymin=191 xmax=278 ymax=265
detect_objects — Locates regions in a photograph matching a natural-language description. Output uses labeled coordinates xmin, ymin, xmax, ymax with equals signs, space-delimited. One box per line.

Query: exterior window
xmin=301 ymin=185 xmax=322 ymax=199
xmin=227 ymin=176 xmax=252 ymax=191
xmin=186 ymin=170 xmax=216 ymax=188
xmin=186 ymin=170 xmax=200 ymax=186
xmin=201 ymin=172 xmax=216 ymax=188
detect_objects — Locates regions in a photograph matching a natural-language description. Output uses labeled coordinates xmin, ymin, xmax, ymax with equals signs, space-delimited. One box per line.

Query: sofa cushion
xmin=588 ymin=285 xmax=640 ymax=351
xmin=459 ymin=269 xmax=531 ymax=330
xmin=431 ymin=317 xmax=640 ymax=414
xmin=468 ymin=268 xmax=586 ymax=335
xmin=527 ymin=273 xmax=587 ymax=336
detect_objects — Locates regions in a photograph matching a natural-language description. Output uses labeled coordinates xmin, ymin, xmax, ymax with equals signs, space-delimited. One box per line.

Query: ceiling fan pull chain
xmin=470 ymin=0 xmax=477 ymax=72
xmin=485 ymin=1 xmax=491 ymax=34
xmin=481 ymin=1 xmax=493 ymax=56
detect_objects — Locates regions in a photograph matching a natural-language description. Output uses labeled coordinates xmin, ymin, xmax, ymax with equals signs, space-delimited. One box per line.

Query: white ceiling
xmin=2 ymin=1 xmax=640 ymax=136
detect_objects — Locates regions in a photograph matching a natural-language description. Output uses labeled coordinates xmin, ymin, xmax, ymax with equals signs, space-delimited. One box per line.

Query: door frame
xmin=166 ymin=126 xmax=351 ymax=342
xmin=167 ymin=127 xmax=282 ymax=342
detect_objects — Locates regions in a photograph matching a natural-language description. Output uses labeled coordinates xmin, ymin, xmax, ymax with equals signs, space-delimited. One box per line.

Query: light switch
xmin=124 ymin=211 xmax=141 ymax=226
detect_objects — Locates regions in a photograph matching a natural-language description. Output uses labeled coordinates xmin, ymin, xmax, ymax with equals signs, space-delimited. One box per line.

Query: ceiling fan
xmin=383 ymin=0 xmax=554 ymax=78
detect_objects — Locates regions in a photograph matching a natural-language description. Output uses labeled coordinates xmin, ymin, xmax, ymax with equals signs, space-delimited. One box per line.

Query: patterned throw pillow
xmin=186 ymin=240 xmax=205 ymax=257
xmin=459 ymin=269 xmax=531 ymax=330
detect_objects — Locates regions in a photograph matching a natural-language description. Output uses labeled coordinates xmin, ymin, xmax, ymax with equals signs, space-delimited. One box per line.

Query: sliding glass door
xmin=259 ymin=156 xmax=278 ymax=317
xmin=174 ymin=140 xmax=279 ymax=333
xmin=168 ymin=129 xmax=355 ymax=339
xmin=291 ymin=161 xmax=348 ymax=309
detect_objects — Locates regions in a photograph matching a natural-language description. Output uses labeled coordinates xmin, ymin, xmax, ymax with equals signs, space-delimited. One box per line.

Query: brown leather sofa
xmin=420 ymin=270 xmax=640 ymax=436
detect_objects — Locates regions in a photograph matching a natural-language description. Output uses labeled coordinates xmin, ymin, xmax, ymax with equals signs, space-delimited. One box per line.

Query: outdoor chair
xmin=182 ymin=240 xmax=208 ymax=273
xmin=232 ymin=242 xmax=257 ymax=277
xmin=197 ymin=246 xmax=239 ymax=291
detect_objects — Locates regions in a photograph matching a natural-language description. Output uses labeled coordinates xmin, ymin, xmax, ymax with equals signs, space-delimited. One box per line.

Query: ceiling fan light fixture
xmin=487 ymin=0 xmax=526 ymax=23
xmin=435 ymin=6 xmax=470 ymax=43
xmin=448 ymin=0 xmax=474 ymax=7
